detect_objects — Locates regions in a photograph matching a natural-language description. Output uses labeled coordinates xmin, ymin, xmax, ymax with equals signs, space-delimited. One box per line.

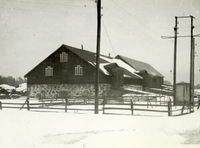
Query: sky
xmin=0 ymin=0 xmax=200 ymax=84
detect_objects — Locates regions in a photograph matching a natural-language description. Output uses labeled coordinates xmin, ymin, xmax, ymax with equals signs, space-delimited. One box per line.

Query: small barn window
xmin=60 ymin=52 xmax=68 ymax=62
xmin=45 ymin=66 xmax=53 ymax=76
xmin=75 ymin=65 xmax=83 ymax=76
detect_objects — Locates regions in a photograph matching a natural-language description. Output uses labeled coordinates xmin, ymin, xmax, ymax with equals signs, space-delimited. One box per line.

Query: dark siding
xmin=137 ymin=71 xmax=163 ymax=88
xmin=124 ymin=78 xmax=143 ymax=85
xmin=27 ymin=47 xmax=111 ymax=84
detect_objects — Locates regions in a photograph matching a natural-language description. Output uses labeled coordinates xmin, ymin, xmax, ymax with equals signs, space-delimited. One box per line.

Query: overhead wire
xmin=111 ymin=0 xmax=135 ymax=18
xmin=1 ymin=0 xmax=96 ymax=9
xmin=102 ymin=19 xmax=116 ymax=56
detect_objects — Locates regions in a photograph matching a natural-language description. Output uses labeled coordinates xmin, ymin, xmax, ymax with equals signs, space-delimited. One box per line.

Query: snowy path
xmin=0 ymin=109 xmax=200 ymax=148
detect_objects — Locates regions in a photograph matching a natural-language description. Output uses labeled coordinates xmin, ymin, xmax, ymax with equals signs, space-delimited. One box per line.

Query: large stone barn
xmin=24 ymin=44 xmax=143 ymax=99
xmin=115 ymin=55 xmax=164 ymax=89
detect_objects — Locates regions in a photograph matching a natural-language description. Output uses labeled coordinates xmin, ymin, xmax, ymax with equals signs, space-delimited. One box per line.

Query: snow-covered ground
xmin=0 ymin=104 xmax=200 ymax=148
xmin=195 ymin=89 xmax=200 ymax=96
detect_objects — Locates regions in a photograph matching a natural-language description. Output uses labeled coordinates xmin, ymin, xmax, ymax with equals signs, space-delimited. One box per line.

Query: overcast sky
xmin=0 ymin=0 xmax=200 ymax=84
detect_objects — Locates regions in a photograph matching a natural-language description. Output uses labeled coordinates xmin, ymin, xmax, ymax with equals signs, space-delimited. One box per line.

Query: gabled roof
xmin=116 ymin=55 xmax=163 ymax=77
xmin=63 ymin=44 xmax=108 ymax=64
xmin=24 ymin=44 xmax=142 ymax=79
xmin=24 ymin=44 xmax=109 ymax=77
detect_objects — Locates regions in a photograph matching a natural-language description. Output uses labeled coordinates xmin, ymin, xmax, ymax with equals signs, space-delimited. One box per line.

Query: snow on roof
xmin=0 ymin=84 xmax=16 ymax=90
xmin=116 ymin=55 xmax=163 ymax=77
xmin=124 ymin=74 xmax=132 ymax=78
xmin=123 ymin=88 xmax=154 ymax=96
xmin=99 ymin=63 xmax=110 ymax=75
xmin=150 ymin=88 xmax=172 ymax=93
xmin=100 ymin=56 xmax=142 ymax=79
xmin=16 ymin=83 xmax=27 ymax=92
xmin=88 ymin=61 xmax=110 ymax=75
xmin=101 ymin=56 xmax=138 ymax=73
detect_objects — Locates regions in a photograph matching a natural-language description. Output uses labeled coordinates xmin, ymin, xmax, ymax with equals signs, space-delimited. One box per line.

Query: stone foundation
xmin=28 ymin=84 xmax=111 ymax=99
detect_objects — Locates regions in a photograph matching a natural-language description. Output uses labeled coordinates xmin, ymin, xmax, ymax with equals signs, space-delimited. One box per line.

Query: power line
xmin=111 ymin=0 xmax=135 ymax=18
xmin=161 ymin=34 xmax=200 ymax=39
xmin=102 ymin=19 xmax=116 ymax=56
xmin=1 ymin=0 xmax=96 ymax=9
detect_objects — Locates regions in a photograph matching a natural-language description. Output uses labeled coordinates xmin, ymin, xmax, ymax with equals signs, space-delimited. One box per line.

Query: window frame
xmin=45 ymin=66 xmax=53 ymax=77
xmin=75 ymin=65 xmax=83 ymax=76
xmin=60 ymin=52 xmax=68 ymax=63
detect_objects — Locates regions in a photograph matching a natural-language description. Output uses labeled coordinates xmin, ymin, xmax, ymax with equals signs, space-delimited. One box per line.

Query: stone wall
xmin=28 ymin=84 xmax=111 ymax=99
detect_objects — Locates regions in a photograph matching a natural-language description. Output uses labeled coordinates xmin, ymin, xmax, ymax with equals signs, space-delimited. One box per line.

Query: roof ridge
xmin=117 ymin=54 xmax=150 ymax=65
xmin=116 ymin=54 xmax=163 ymax=77
xmin=63 ymin=44 xmax=95 ymax=54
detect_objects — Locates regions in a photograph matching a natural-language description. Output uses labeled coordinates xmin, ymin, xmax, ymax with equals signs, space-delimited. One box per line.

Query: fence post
xmin=198 ymin=98 xmax=200 ymax=109
xmin=131 ymin=100 xmax=134 ymax=115
xmin=168 ymin=100 xmax=172 ymax=116
xmin=0 ymin=101 xmax=2 ymax=110
xmin=65 ymin=98 xmax=68 ymax=112
xmin=181 ymin=100 xmax=186 ymax=115
xmin=103 ymin=98 xmax=105 ymax=114
xmin=27 ymin=100 xmax=30 ymax=111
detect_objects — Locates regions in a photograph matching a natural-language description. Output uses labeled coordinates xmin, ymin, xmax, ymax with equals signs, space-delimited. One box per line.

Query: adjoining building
xmin=115 ymin=55 xmax=164 ymax=89
xmin=25 ymin=44 xmax=163 ymax=98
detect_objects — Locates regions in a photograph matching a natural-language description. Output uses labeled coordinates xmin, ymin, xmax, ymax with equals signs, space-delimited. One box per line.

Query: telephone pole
xmin=162 ymin=16 xmax=199 ymax=107
xmin=95 ymin=0 xmax=101 ymax=114
xmin=173 ymin=16 xmax=178 ymax=105
xmin=190 ymin=16 xmax=195 ymax=110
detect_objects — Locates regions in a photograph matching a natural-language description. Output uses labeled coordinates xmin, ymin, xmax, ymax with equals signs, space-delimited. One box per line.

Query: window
xmin=60 ymin=52 xmax=68 ymax=62
xmin=45 ymin=66 xmax=53 ymax=76
xmin=75 ymin=65 xmax=83 ymax=76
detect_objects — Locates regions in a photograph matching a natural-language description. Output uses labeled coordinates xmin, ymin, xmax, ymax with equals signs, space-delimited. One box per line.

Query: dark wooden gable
xmin=25 ymin=45 xmax=111 ymax=84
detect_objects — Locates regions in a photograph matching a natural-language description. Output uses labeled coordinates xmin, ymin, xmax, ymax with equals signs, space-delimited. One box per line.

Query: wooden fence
xmin=0 ymin=98 xmax=104 ymax=112
xmin=102 ymin=98 xmax=200 ymax=116
xmin=0 ymin=96 xmax=199 ymax=116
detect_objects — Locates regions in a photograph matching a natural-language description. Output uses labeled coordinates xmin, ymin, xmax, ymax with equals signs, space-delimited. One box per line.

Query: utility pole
xmin=173 ymin=16 xmax=178 ymax=105
xmin=95 ymin=0 xmax=101 ymax=114
xmin=162 ymin=16 xmax=199 ymax=106
xmin=190 ymin=16 xmax=195 ymax=111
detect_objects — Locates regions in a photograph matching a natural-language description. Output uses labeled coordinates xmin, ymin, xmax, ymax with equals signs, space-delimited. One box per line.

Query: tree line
xmin=0 ymin=75 xmax=26 ymax=87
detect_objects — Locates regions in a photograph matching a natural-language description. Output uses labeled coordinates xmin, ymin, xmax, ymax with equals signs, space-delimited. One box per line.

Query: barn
xmin=24 ymin=44 xmax=143 ymax=98
xmin=115 ymin=55 xmax=164 ymax=89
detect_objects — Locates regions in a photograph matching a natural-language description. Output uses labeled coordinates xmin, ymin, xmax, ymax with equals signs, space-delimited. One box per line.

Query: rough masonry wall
xmin=28 ymin=84 xmax=111 ymax=99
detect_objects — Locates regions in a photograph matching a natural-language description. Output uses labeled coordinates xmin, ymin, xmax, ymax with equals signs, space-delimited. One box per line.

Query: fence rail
xmin=0 ymin=97 xmax=199 ymax=116
xmin=102 ymin=98 xmax=200 ymax=116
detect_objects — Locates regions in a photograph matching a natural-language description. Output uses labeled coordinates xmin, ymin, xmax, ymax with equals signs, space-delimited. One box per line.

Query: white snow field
xmin=0 ymin=104 xmax=200 ymax=148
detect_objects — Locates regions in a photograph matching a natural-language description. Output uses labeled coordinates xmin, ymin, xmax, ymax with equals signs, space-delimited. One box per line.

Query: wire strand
xmin=102 ymin=19 xmax=116 ymax=56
